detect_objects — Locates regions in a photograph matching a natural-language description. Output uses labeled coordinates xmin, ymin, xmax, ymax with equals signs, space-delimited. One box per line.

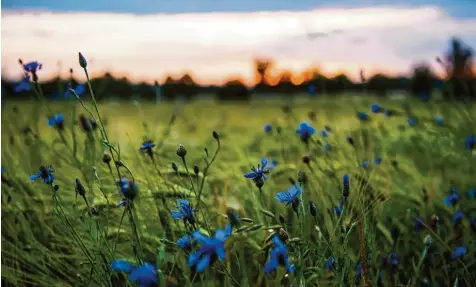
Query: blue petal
xmin=216 ymin=245 xmax=226 ymax=261
xmin=30 ymin=173 xmax=41 ymax=181
xmin=111 ymin=259 xmax=135 ymax=273
xmin=48 ymin=117 xmax=56 ymax=127
xmin=214 ymin=229 xmax=228 ymax=242
xmin=171 ymin=210 xmax=184 ymax=220
xmin=75 ymin=84 xmax=86 ymax=96
xmin=276 ymin=191 xmax=292 ymax=204
xmin=264 ymin=255 xmax=278 ymax=274
xmin=55 ymin=114 xmax=64 ymax=122
xmin=191 ymin=231 xmax=210 ymax=244
xmin=261 ymin=158 xmax=268 ymax=169
xmin=188 ymin=250 xmax=203 ymax=267
xmin=129 ymin=263 xmax=157 ymax=284
xmin=225 ymin=223 xmax=232 ymax=237
xmin=196 ymin=255 xmax=211 ymax=272
xmin=244 ymin=171 xmax=257 ymax=178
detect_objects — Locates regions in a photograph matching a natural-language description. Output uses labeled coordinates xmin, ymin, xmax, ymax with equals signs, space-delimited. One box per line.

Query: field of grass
xmin=1 ymin=95 xmax=476 ymax=287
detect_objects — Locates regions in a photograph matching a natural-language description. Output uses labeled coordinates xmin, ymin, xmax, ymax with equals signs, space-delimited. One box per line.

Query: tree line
xmin=1 ymin=37 xmax=475 ymax=101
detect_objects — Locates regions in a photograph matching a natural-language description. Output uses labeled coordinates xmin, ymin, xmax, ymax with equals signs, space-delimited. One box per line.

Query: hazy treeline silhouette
xmin=2 ymin=37 xmax=475 ymax=101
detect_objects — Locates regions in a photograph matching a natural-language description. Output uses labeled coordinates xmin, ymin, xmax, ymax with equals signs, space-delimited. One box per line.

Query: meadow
xmin=1 ymin=86 xmax=476 ymax=286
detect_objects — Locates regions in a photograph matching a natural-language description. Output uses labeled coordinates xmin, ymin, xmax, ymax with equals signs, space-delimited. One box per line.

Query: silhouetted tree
xmin=253 ymin=59 xmax=274 ymax=86
xmin=216 ymin=79 xmax=250 ymax=101
xmin=410 ymin=63 xmax=435 ymax=98
xmin=367 ymin=74 xmax=391 ymax=96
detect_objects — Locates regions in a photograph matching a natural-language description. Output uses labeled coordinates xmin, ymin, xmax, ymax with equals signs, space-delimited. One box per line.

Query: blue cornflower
xmin=244 ymin=157 xmax=272 ymax=182
xmin=467 ymin=188 xmax=476 ymax=199
xmin=408 ymin=117 xmax=417 ymax=127
xmin=444 ymin=187 xmax=459 ymax=206
xmin=420 ymin=92 xmax=429 ymax=101
xmin=23 ymin=61 xmax=42 ymax=73
xmin=264 ymin=235 xmax=295 ymax=274
xmin=14 ymin=74 xmax=31 ymax=93
xmin=117 ymin=178 xmax=138 ymax=201
xmin=263 ymin=124 xmax=272 ymax=133
xmin=111 ymin=260 xmax=158 ymax=287
xmin=357 ymin=112 xmax=369 ymax=121
xmin=371 ymin=103 xmax=383 ymax=113
xmin=308 ymin=84 xmax=317 ymax=95
xmin=177 ymin=235 xmax=192 ymax=250
xmin=375 ymin=157 xmax=382 ymax=165
xmin=361 ymin=161 xmax=369 ymax=168
xmin=64 ymin=83 xmax=86 ymax=98
xmin=171 ymin=199 xmax=196 ymax=225
xmin=140 ymin=140 xmax=155 ymax=158
xmin=48 ymin=113 xmax=65 ymax=130
xmin=453 ymin=210 xmax=464 ymax=224
xmin=30 ymin=166 xmax=55 ymax=184
xmin=296 ymin=121 xmax=316 ymax=143
xmin=390 ymin=252 xmax=398 ymax=265
xmin=415 ymin=217 xmax=425 ymax=231
xmin=320 ymin=129 xmax=328 ymax=137
xmin=465 ymin=135 xmax=476 ymax=151
xmin=356 ymin=263 xmax=362 ymax=279
xmin=188 ymin=225 xmax=230 ymax=272
xmin=227 ymin=209 xmax=241 ymax=228
xmin=434 ymin=116 xmax=443 ymax=126
xmin=451 ymin=246 xmax=467 ymax=260
xmin=275 ymin=184 xmax=302 ymax=212
xmin=332 ymin=200 xmax=344 ymax=216
xmin=324 ymin=143 xmax=332 ymax=152
xmin=324 ymin=257 xmax=336 ymax=270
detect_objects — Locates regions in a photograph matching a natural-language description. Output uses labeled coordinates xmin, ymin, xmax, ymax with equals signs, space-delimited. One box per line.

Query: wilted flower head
xmin=79 ymin=114 xmax=98 ymax=132
xmin=264 ymin=235 xmax=295 ymax=274
xmin=48 ymin=114 xmax=65 ymax=130
xmin=188 ymin=225 xmax=231 ymax=272
xmin=30 ymin=166 xmax=55 ymax=184
xmin=296 ymin=121 xmax=315 ymax=144
xmin=171 ymin=199 xmax=196 ymax=225
xmin=111 ymin=260 xmax=158 ymax=287
xmin=244 ymin=157 xmax=273 ymax=183
xmin=275 ymin=184 xmax=302 ymax=212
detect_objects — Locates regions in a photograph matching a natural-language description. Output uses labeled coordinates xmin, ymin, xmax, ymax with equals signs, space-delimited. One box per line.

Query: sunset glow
xmin=2 ymin=5 xmax=476 ymax=85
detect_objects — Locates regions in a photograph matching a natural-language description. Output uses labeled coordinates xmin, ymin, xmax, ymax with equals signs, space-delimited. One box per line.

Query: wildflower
xmin=23 ymin=61 xmax=42 ymax=74
xmin=263 ymin=124 xmax=272 ymax=133
xmin=320 ymin=129 xmax=328 ymax=137
xmin=361 ymin=161 xmax=369 ymax=168
xmin=193 ymin=164 xmax=199 ymax=176
xmin=355 ymin=263 xmax=363 ymax=283
xmin=309 ymin=201 xmax=317 ymax=217
xmin=171 ymin=162 xmax=178 ymax=172
xmin=297 ymin=171 xmax=308 ymax=184
xmin=296 ymin=121 xmax=315 ymax=144
xmin=47 ymin=113 xmax=65 ymax=130
xmin=116 ymin=178 xmax=138 ymax=201
xmin=188 ymin=226 xmax=230 ymax=272
xmin=102 ymin=152 xmax=112 ymax=165
xmin=444 ymin=187 xmax=460 ymax=206
xmin=140 ymin=140 xmax=155 ymax=159
xmin=177 ymin=235 xmax=192 ymax=250
xmin=275 ymin=184 xmax=302 ymax=212
xmin=371 ymin=103 xmax=383 ymax=113
xmin=264 ymin=235 xmax=295 ymax=274
xmin=331 ymin=200 xmax=344 ymax=216
xmin=30 ymin=166 xmax=55 ymax=184
xmin=434 ymin=116 xmax=443 ymax=126
xmin=450 ymin=246 xmax=467 ymax=260
xmin=79 ymin=114 xmax=97 ymax=132
xmin=453 ymin=210 xmax=464 ymax=224
xmin=324 ymin=143 xmax=332 ymax=152
xmin=343 ymin=174 xmax=350 ymax=198
xmin=244 ymin=157 xmax=272 ymax=182
xmin=176 ymin=144 xmax=187 ymax=158
xmin=226 ymin=208 xmax=241 ymax=228
xmin=324 ymin=257 xmax=336 ymax=270
xmin=467 ymin=188 xmax=475 ymax=199
xmin=408 ymin=117 xmax=417 ymax=127
xmin=302 ymin=155 xmax=311 ymax=165
xmin=390 ymin=252 xmax=398 ymax=265
xmin=415 ymin=217 xmax=425 ymax=231
xmin=465 ymin=135 xmax=476 ymax=151
xmin=357 ymin=112 xmax=369 ymax=120
xmin=14 ymin=74 xmax=31 ymax=93
xmin=75 ymin=178 xmax=86 ymax=199
xmin=171 ymin=199 xmax=196 ymax=225
xmin=111 ymin=260 xmax=158 ymax=287
xmin=64 ymin=83 xmax=86 ymax=99
xmin=78 ymin=52 xmax=87 ymax=68
xmin=375 ymin=157 xmax=382 ymax=165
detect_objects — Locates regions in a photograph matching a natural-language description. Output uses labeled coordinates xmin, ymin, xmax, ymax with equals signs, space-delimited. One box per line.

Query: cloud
xmin=1 ymin=5 xmax=476 ymax=84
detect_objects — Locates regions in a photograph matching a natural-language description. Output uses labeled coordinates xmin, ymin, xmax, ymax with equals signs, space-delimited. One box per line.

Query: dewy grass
xmin=1 ymin=54 xmax=476 ymax=286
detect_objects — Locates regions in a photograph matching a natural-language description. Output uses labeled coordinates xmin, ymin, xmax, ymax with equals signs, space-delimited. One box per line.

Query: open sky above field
xmin=2 ymin=0 xmax=476 ymax=85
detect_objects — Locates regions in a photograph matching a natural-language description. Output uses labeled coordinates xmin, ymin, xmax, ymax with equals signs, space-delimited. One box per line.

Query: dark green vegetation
xmin=1 ymin=94 xmax=475 ymax=286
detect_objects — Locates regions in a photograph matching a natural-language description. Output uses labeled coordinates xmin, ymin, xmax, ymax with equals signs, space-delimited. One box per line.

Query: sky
xmin=2 ymin=0 xmax=476 ymax=85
